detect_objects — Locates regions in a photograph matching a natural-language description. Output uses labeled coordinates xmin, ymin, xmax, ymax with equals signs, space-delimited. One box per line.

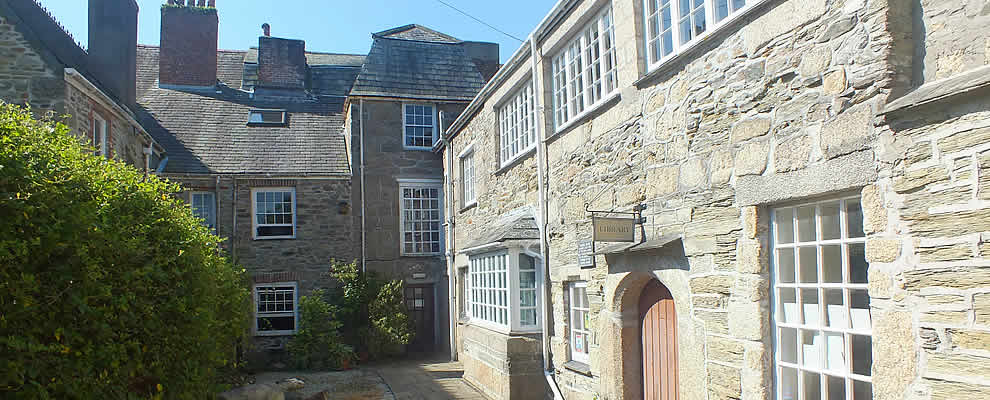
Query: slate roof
xmin=242 ymin=47 xmax=366 ymax=66
xmin=349 ymin=35 xmax=487 ymax=101
xmin=374 ymin=24 xmax=461 ymax=43
xmin=134 ymin=45 xmax=351 ymax=176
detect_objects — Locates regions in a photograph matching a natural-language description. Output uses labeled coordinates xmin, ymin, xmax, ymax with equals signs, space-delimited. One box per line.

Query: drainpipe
xmin=360 ymin=99 xmax=367 ymax=273
xmin=440 ymin=111 xmax=458 ymax=361
xmin=530 ymin=33 xmax=564 ymax=400
xmin=231 ymin=176 xmax=237 ymax=261
xmin=215 ymin=175 xmax=221 ymax=234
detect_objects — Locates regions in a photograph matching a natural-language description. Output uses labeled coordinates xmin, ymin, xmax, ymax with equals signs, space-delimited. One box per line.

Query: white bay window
xmin=644 ymin=0 xmax=761 ymax=69
xmin=551 ymin=5 xmax=618 ymax=131
xmin=468 ymin=249 xmax=541 ymax=333
xmin=771 ymin=197 xmax=872 ymax=400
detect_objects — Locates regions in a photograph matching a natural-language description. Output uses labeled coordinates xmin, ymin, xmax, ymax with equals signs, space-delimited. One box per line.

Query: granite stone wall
xmin=443 ymin=0 xmax=939 ymax=399
xmin=0 ymin=15 xmax=64 ymax=114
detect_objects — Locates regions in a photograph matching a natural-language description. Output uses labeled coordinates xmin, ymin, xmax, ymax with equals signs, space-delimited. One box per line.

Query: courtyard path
xmin=374 ymin=357 xmax=488 ymax=400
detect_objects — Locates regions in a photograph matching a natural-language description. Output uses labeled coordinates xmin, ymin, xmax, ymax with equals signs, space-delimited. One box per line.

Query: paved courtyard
xmin=248 ymin=357 xmax=486 ymax=400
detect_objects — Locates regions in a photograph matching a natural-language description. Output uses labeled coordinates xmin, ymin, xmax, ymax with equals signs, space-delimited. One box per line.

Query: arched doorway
xmin=640 ymin=280 xmax=678 ymax=400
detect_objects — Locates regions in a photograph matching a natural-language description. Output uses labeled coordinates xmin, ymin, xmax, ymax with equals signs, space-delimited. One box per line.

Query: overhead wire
xmin=433 ymin=0 xmax=525 ymax=42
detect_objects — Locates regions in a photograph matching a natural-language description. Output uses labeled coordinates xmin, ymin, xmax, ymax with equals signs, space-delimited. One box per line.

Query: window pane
xmin=798 ymin=246 xmax=818 ymax=284
xmin=824 ymin=332 xmax=846 ymax=372
xmin=847 ymin=243 xmax=868 ymax=284
xmin=801 ymin=289 xmax=820 ymax=326
xmin=853 ymin=380 xmax=872 ymax=400
xmin=846 ymin=201 xmax=865 ymax=238
xmin=780 ymin=367 xmax=799 ymax=400
xmin=779 ymin=288 xmax=798 ymax=324
xmin=797 ymin=206 xmax=816 ymax=242
xmin=778 ymin=248 xmax=796 ymax=283
xmin=776 ymin=208 xmax=795 ymax=244
xmin=824 ymin=289 xmax=847 ymax=329
xmin=826 ymin=375 xmax=845 ymax=400
xmin=822 ymin=245 xmax=842 ymax=283
xmin=779 ymin=327 xmax=798 ymax=363
xmin=851 ymin=334 xmax=872 ymax=376
xmin=821 ymin=202 xmax=841 ymax=240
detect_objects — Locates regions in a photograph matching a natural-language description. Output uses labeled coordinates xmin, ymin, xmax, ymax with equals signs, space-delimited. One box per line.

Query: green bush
xmin=0 ymin=104 xmax=250 ymax=398
xmin=329 ymin=261 xmax=414 ymax=360
xmin=286 ymin=290 xmax=355 ymax=370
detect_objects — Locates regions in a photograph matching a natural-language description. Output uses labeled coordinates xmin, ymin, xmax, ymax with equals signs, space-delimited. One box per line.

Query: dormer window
xmin=247 ymin=109 xmax=287 ymax=126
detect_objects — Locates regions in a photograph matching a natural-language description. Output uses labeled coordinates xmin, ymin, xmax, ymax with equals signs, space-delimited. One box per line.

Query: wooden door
xmin=404 ymin=284 xmax=434 ymax=352
xmin=641 ymin=280 xmax=678 ymax=400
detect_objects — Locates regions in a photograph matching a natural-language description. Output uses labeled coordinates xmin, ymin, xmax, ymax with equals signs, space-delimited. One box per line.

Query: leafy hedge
xmin=0 ymin=104 xmax=250 ymax=398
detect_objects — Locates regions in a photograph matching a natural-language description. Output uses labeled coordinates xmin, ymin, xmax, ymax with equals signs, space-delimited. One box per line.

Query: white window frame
xmin=402 ymin=103 xmax=438 ymax=150
xmin=568 ymin=281 xmax=591 ymax=364
xmin=190 ymin=191 xmax=217 ymax=233
xmin=497 ymin=79 xmax=537 ymax=166
xmin=253 ymin=282 xmax=298 ymax=336
xmin=770 ymin=196 xmax=873 ymax=400
xmin=398 ymin=179 xmax=444 ymax=256
xmin=551 ymin=5 xmax=619 ymax=133
xmin=467 ymin=248 xmax=542 ymax=334
xmin=247 ymin=109 xmax=287 ymax=126
xmin=92 ymin=114 xmax=108 ymax=157
xmin=251 ymin=187 xmax=297 ymax=240
xmin=459 ymin=144 xmax=477 ymax=208
xmin=643 ymin=0 xmax=767 ymax=71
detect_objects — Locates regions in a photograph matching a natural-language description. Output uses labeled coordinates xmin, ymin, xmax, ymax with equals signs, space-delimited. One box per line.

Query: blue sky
xmin=40 ymin=0 xmax=558 ymax=62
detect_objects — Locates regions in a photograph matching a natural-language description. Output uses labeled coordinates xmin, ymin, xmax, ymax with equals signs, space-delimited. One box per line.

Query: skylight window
xmin=248 ymin=110 xmax=287 ymax=126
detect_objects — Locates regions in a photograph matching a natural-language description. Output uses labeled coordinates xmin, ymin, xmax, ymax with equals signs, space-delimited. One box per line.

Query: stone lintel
xmin=735 ymin=150 xmax=876 ymax=206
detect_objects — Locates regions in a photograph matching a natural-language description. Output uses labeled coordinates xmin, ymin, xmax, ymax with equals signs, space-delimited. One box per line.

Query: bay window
xmin=468 ymin=249 xmax=541 ymax=333
xmin=771 ymin=197 xmax=872 ymax=400
xmin=644 ymin=0 xmax=760 ymax=69
xmin=551 ymin=5 xmax=618 ymax=131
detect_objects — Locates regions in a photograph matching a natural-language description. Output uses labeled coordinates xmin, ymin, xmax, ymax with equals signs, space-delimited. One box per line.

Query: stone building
xmin=132 ymin=3 xmax=497 ymax=354
xmin=439 ymin=1 xmax=990 ymax=400
xmin=344 ymin=24 xmax=498 ymax=353
xmin=0 ymin=0 xmax=162 ymax=171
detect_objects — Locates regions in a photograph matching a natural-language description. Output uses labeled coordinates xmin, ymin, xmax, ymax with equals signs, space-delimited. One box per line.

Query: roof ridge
xmin=372 ymin=24 xmax=461 ymax=43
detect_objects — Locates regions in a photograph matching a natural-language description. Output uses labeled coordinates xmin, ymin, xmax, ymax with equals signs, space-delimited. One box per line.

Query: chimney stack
xmin=262 ymin=23 xmax=270 ymax=37
xmin=460 ymin=41 xmax=500 ymax=83
xmin=257 ymin=36 xmax=307 ymax=90
xmin=159 ymin=0 xmax=218 ymax=87
xmin=88 ymin=0 xmax=138 ymax=106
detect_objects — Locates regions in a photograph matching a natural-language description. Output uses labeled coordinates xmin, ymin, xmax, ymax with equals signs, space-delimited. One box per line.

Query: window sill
xmin=253 ymin=235 xmax=296 ymax=240
xmin=460 ymin=201 xmax=478 ymax=213
xmin=401 ymin=253 xmax=444 ymax=258
xmin=466 ymin=319 xmax=541 ymax=336
xmin=549 ymin=91 xmax=622 ymax=140
xmin=255 ymin=331 xmax=297 ymax=337
xmin=403 ymin=145 xmax=435 ymax=151
xmin=494 ymin=146 xmax=537 ymax=175
xmin=634 ymin=0 xmax=772 ymax=89
xmin=563 ymin=360 xmax=592 ymax=377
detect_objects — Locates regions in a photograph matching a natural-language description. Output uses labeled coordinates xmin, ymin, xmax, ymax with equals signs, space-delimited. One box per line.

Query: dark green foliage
xmin=286 ymin=290 xmax=355 ymax=370
xmin=0 ymin=104 xmax=250 ymax=398
xmin=329 ymin=261 xmax=414 ymax=360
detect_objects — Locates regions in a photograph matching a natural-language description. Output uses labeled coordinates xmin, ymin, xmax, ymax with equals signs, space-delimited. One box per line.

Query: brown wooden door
xmin=404 ymin=284 xmax=434 ymax=352
xmin=641 ymin=280 xmax=678 ymax=400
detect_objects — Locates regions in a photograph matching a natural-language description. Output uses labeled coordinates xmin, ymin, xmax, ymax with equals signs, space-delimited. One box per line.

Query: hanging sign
xmin=593 ymin=216 xmax=635 ymax=242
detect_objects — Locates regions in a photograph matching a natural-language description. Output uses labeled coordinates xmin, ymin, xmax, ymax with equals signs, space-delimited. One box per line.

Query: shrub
xmin=286 ymin=290 xmax=355 ymax=370
xmin=329 ymin=261 xmax=413 ymax=360
xmin=0 ymin=104 xmax=250 ymax=398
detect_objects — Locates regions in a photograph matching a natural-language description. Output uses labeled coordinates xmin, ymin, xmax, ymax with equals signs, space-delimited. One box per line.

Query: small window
xmin=255 ymin=283 xmax=297 ymax=335
xmin=247 ymin=110 xmax=287 ymax=126
xmin=399 ymin=181 xmax=443 ymax=255
xmin=92 ymin=115 xmax=108 ymax=157
xmin=569 ymin=281 xmax=591 ymax=364
xmin=190 ymin=192 xmax=217 ymax=232
xmin=460 ymin=149 xmax=476 ymax=207
xmin=252 ymin=188 xmax=296 ymax=239
xmin=403 ymin=104 xmax=437 ymax=149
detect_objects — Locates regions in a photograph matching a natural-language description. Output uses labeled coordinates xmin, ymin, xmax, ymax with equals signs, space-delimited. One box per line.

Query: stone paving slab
xmin=374 ymin=359 xmax=488 ymax=400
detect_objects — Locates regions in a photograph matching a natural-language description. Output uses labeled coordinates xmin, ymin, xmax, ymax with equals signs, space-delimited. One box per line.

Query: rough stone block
xmin=707 ymin=363 xmax=741 ymax=400
xmin=695 ymin=310 xmax=729 ymax=334
xmin=690 ymin=274 xmax=732 ymax=295
xmin=775 ymin=135 xmax=811 ymax=173
xmin=734 ymin=141 xmax=769 ymax=176
xmin=920 ymin=327 xmax=940 ymax=350
xmin=976 ymin=293 xmax=990 ymax=326
xmin=820 ymin=103 xmax=873 ymax=159
xmin=740 ymin=0 xmax=828 ymax=54
xmin=707 ymin=336 xmax=745 ymax=365
xmin=924 ymin=294 xmax=967 ymax=306
xmin=919 ymin=244 xmax=973 ymax=263
xmin=947 ymin=328 xmax=990 ymax=351
xmin=921 ymin=310 xmax=970 ymax=325
xmin=872 ymin=312 xmax=916 ymax=400
xmin=728 ymin=300 xmax=765 ymax=340
xmin=903 ymin=267 xmax=990 ymax=291
xmin=680 ymin=158 xmax=708 ymax=189
xmin=925 ymin=351 xmax=990 ymax=380
xmin=730 ymin=115 xmax=772 ymax=143
xmin=861 ymin=184 xmax=886 ymax=234
xmin=741 ymin=206 xmax=759 ymax=239
xmin=823 ymin=68 xmax=848 ymax=95
xmin=693 ymin=294 xmax=727 ymax=309
xmin=710 ymin=149 xmax=734 ymax=185
xmin=646 ymin=165 xmax=679 ymax=198
xmin=736 ymin=242 xmax=766 ymax=274
xmin=866 ymin=238 xmax=901 ymax=263
xmin=893 ymin=167 xmax=951 ymax=193
xmin=938 ymin=126 xmax=990 ymax=155
xmin=926 ymin=378 xmax=990 ymax=400
xmin=798 ymin=46 xmax=832 ymax=78
xmin=868 ymin=267 xmax=892 ymax=299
